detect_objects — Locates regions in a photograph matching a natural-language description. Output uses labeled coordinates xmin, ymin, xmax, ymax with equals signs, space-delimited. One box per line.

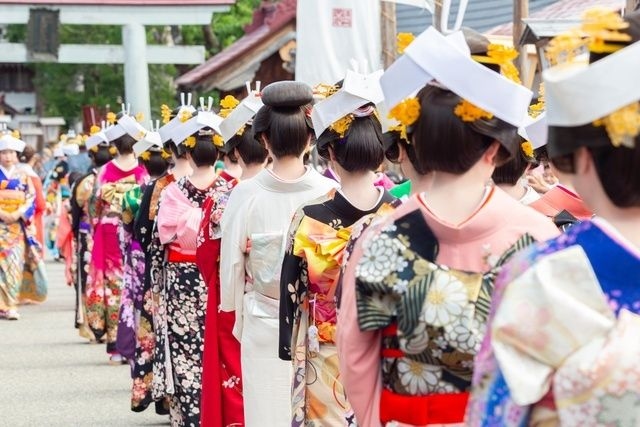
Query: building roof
xmin=396 ymin=0 xmax=558 ymax=35
xmin=486 ymin=0 xmax=624 ymax=36
xmin=176 ymin=0 xmax=296 ymax=89
xmin=0 ymin=0 xmax=232 ymax=4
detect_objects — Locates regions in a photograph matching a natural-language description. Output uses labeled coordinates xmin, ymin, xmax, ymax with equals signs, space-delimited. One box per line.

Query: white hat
xmin=62 ymin=143 xmax=80 ymax=156
xmin=158 ymin=93 xmax=197 ymax=144
xmin=170 ymin=97 xmax=223 ymax=145
xmin=85 ymin=131 xmax=110 ymax=149
xmin=311 ymin=68 xmax=384 ymax=139
xmin=219 ymin=83 xmax=264 ymax=142
xmin=133 ymin=121 xmax=163 ymax=156
xmin=0 ymin=134 xmax=26 ymax=152
xmin=117 ymin=114 xmax=147 ymax=141
xmin=104 ymin=123 xmax=126 ymax=142
xmin=518 ymin=112 xmax=548 ymax=150
xmin=380 ymin=26 xmax=532 ymax=128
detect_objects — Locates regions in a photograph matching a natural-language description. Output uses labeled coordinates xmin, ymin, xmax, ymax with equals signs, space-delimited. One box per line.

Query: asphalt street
xmin=0 ymin=261 xmax=169 ymax=427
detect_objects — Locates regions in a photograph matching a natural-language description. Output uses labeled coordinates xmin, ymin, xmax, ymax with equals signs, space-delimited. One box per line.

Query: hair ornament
xmin=219 ymin=95 xmax=240 ymax=117
xmin=11 ymin=129 xmax=20 ymax=139
xmin=454 ymin=99 xmax=494 ymax=122
xmin=90 ymin=124 xmax=101 ymax=135
xmin=109 ymin=146 xmax=117 ymax=155
xmin=581 ymin=7 xmax=631 ymax=53
xmin=139 ymin=151 xmax=151 ymax=161
xmin=212 ymin=134 xmax=224 ymax=147
xmin=397 ymin=32 xmax=416 ymax=54
xmin=471 ymin=43 xmax=521 ymax=83
xmin=160 ymin=104 xmax=172 ymax=124
xmin=106 ymin=111 xmax=117 ymax=125
xmin=593 ymin=103 xmax=640 ymax=148
xmin=521 ymin=140 xmax=535 ymax=159
xmin=184 ymin=136 xmax=196 ymax=148
xmin=329 ymin=114 xmax=354 ymax=138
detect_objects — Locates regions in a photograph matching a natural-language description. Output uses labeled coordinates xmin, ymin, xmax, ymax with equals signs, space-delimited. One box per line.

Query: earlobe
xmin=574 ymin=147 xmax=592 ymax=175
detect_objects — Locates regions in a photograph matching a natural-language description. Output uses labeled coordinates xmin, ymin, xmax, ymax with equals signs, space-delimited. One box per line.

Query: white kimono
xmin=220 ymin=167 xmax=338 ymax=427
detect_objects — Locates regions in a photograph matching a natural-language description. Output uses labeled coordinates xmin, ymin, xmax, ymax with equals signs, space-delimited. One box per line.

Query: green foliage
xmin=9 ymin=0 xmax=261 ymax=124
xmin=212 ymin=0 xmax=261 ymax=51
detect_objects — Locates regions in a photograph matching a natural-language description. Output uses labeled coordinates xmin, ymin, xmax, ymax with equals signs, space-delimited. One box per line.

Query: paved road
xmin=0 ymin=261 xmax=169 ymax=427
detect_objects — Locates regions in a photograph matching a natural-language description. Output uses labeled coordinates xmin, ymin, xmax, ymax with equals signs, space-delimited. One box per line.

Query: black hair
xmin=142 ymin=151 xmax=171 ymax=178
xmin=188 ymin=133 xmax=218 ymax=167
xmin=317 ymin=113 xmax=384 ymax=173
xmin=89 ymin=145 xmax=113 ymax=168
xmin=112 ymin=134 xmax=136 ymax=155
xmin=253 ymin=81 xmax=314 ymax=159
xmin=19 ymin=145 xmax=36 ymax=163
xmin=233 ymin=126 xmax=268 ymax=165
xmin=492 ymin=138 xmax=536 ymax=185
xmin=411 ymin=85 xmax=515 ymax=174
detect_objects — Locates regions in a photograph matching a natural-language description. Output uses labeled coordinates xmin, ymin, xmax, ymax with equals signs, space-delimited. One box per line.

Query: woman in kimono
xmin=18 ymin=145 xmax=46 ymax=255
xmin=467 ymin=9 xmax=640 ymax=426
xmin=0 ymin=132 xmax=46 ymax=320
xmin=197 ymin=92 xmax=268 ymax=427
xmin=278 ymin=83 xmax=397 ymax=425
xmin=336 ymin=29 xmax=559 ymax=427
xmin=116 ymin=136 xmax=171 ymax=365
xmin=156 ymin=112 xmax=226 ymax=427
xmin=69 ymin=138 xmax=113 ymax=339
xmin=132 ymin=114 xmax=193 ymax=414
xmin=219 ymin=81 xmax=338 ymax=427
xmin=86 ymin=114 xmax=148 ymax=363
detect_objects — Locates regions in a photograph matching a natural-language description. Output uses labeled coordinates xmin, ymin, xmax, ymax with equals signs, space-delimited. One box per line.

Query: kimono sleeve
xmin=278 ymin=208 xmax=307 ymax=361
xmin=219 ymin=186 xmax=250 ymax=339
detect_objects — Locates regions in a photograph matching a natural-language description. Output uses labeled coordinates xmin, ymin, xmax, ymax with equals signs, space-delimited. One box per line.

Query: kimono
xmin=337 ymin=187 xmax=559 ymax=427
xmin=43 ymin=159 xmax=69 ymax=258
xmin=0 ymin=166 xmax=47 ymax=312
xmin=466 ymin=218 xmax=640 ymax=427
xmin=529 ymin=185 xmax=592 ymax=230
xmin=132 ymin=173 xmax=174 ymax=413
xmin=69 ymin=169 xmax=98 ymax=339
xmin=195 ymin=171 xmax=242 ymax=427
xmin=279 ymin=188 xmax=396 ymax=427
xmin=116 ymin=185 xmax=144 ymax=360
xmin=86 ymin=160 xmax=147 ymax=353
xmin=157 ymin=176 xmax=228 ymax=427
xmin=220 ymin=167 xmax=338 ymax=427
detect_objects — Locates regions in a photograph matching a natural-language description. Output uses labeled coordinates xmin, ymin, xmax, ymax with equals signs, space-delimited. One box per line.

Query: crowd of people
xmin=0 ymin=6 xmax=639 ymax=427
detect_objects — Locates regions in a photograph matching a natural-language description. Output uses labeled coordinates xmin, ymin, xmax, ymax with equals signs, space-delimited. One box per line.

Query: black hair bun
xmin=262 ymin=81 xmax=313 ymax=108
xmin=461 ymin=27 xmax=490 ymax=55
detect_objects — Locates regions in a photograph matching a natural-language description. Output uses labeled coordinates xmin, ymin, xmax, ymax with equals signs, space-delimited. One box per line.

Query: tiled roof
xmin=176 ymin=0 xmax=296 ymax=87
xmin=486 ymin=0 xmax=624 ymax=35
xmin=0 ymin=0 xmax=232 ymax=4
xmin=396 ymin=0 xmax=558 ymax=34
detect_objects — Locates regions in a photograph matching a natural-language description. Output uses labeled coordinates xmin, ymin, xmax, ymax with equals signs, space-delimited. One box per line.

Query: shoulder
xmin=492 ymin=188 xmax=559 ymax=242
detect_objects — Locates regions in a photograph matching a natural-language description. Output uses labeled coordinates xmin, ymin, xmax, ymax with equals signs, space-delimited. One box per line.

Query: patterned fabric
xmin=116 ymin=185 xmax=145 ymax=360
xmin=354 ymin=208 xmax=534 ymax=398
xmin=280 ymin=190 xmax=396 ymax=427
xmin=69 ymin=171 xmax=97 ymax=338
xmin=467 ymin=220 xmax=640 ymax=427
xmin=86 ymin=161 xmax=147 ymax=353
xmin=157 ymin=176 xmax=228 ymax=427
xmin=195 ymin=172 xmax=243 ymax=427
xmin=0 ymin=167 xmax=46 ymax=311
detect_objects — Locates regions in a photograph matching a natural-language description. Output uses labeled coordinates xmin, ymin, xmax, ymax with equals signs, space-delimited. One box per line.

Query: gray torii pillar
xmin=122 ymin=23 xmax=151 ymax=120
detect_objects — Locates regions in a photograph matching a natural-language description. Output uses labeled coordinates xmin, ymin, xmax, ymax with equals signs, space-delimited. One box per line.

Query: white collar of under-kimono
xmin=0 ymin=165 xmax=16 ymax=179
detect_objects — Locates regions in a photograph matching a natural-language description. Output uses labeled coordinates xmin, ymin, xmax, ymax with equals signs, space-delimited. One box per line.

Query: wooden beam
xmin=513 ymin=0 xmax=529 ymax=78
xmin=0 ymin=43 xmax=205 ymax=64
xmin=380 ymin=1 xmax=397 ymax=68
xmin=0 ymin=5 xmax=229 ymax=25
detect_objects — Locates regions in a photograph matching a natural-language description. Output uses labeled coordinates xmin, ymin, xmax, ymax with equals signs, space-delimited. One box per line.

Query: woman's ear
xmin=327 ymin=145 xmax=336 ymax=162
xmin=573 ymin=146 xmax=593 ymax=176
xmin=484 ymin=141 xmax=502 ymax=165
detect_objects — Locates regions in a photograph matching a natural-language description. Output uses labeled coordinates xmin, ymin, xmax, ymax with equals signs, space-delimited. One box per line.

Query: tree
xmin=6 ymin=0 xmax=261 ymax=126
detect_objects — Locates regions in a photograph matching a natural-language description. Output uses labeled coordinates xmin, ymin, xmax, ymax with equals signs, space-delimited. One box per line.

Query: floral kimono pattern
xmin=116 ymin=185 xmax=144 ymax=360
xmin=132 ymin=173 xmax=173 ymax=413
xmin=69 ymin=170 xmax=97 ymax=339
xmin=157 ymin=176 xmax=229 ymax=427
xmin=354 ymin=208 xmax=534 ymax=426
xmin=86 ymin=161 xmax=147 ymax=353
xmin=467 ymin=219 xmax=640 ymax=427
xmin=195 ymin=172 xmax=243 ymax=427
xmin=280 ymin=190 xmax=396 ymax=427
xmin=0 ymin=167 xmax=47 ymax=312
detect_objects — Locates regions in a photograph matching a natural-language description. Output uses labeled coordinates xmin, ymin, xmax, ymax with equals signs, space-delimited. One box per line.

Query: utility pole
xmin=380 ymin=1 xmax=397 ymax=68
xmin=513 ymin=0 xmax=530 ymax=81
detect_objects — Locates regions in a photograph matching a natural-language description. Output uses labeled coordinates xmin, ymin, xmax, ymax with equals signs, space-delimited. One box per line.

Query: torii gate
xmin=0 ymin=0 xmax=234 ymax=120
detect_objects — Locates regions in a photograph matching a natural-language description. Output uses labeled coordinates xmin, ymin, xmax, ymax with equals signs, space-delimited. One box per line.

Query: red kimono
xmin=195 ymin=171 xmax=243 ymax=427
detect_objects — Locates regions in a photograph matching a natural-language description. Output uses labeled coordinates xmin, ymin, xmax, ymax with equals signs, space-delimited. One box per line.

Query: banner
xmin=296 ymin=0 xmax=382 ymax=87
